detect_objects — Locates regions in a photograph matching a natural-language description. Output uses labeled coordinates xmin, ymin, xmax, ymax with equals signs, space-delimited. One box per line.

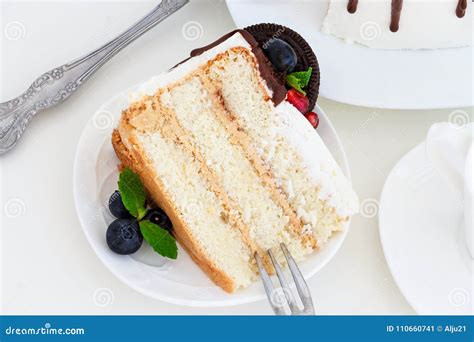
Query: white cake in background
xmin=112 ymin=32 xmax=359 ymax=292
xmin=322 ymin=0 xmax=472 ymax=49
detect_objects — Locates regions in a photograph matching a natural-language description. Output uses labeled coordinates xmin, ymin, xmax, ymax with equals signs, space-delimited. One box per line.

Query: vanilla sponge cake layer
xmin=114 ymin=32 xmax=359 ymax=292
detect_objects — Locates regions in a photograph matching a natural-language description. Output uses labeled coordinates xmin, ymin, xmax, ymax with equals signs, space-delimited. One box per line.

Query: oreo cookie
xmin=244 ymin=23 xmax=320 ymax=110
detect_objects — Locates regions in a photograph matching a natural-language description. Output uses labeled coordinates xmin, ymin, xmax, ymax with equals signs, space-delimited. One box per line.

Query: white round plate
xmin=73 ymin=81 xmax=353 ymax=307
xmin=226 ymin=0 xmax=473 ymax=109
xmin=379 ymin=142 xmax=473 ymax=315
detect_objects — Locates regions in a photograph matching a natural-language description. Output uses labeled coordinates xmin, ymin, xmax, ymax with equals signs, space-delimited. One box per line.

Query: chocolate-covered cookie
xmin=244 ymin=23 xmax=320 ymax=109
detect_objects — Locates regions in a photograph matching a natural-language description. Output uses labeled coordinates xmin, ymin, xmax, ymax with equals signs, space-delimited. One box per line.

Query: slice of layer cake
xmin=112 ymin=29 xmax=359 ymax=292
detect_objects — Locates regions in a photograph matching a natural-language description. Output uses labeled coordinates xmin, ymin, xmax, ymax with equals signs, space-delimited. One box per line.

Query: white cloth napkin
xmin=426 ymin=122 xmax=474 ymax=257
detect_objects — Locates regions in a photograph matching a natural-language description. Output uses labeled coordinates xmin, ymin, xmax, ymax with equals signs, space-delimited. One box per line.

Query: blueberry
xmin=106 ymin=218 xmax=143 ymax=255
xmin=143 ymin=208 xmax=173 ymax=232
xmin=108 ymin=190 xmax=132 ymax=219
xmin=264 ymin=38 xmax=297 ymax=73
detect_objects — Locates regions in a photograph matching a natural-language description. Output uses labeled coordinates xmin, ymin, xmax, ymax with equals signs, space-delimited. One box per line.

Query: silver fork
xmin=0 ymin=0 xmax=189 ymax=155
xmin=255 ymin=243 xmax=315 ymax=315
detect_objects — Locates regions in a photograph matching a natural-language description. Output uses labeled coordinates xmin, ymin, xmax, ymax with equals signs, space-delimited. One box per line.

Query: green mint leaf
xmin=118 ymin=168 xmax=147 ymax=219
xmin=286 ymin=74 xmax=306 ymax=95
xmin=285 ymin=67 xmax=313 ymax=95
xmin=139 ymin=220 xmax=178 ymax=259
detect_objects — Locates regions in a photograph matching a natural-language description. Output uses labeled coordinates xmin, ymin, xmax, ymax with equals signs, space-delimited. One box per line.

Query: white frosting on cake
xmin=322 ymin=0 xmax=472 ymax=49
xmin=273 ymin=101 xmax=359 ymax=217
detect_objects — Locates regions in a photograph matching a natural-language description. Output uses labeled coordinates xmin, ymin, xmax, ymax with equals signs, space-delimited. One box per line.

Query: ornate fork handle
xmin=0 ymin=0 xmax=188 ymax=155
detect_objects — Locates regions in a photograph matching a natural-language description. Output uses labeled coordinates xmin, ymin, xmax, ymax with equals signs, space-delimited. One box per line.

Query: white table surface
xmin=0 ymin=0 xmax=472 ymax=315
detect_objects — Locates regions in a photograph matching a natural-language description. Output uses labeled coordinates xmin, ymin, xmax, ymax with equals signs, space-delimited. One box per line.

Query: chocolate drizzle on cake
xmin=456 ymin=0 xmax=467 ymax=18
xmin=390 ymin=0 xmax=403 ymax=32
xmin=347 ymin=0 xmax=467 ymax=31
xmin=347 ymin=0 xmax=358 ymax=13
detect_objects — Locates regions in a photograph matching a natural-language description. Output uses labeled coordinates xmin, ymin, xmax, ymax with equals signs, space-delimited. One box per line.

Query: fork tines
xmin=255 ymin=243 xmax=315 ymax=315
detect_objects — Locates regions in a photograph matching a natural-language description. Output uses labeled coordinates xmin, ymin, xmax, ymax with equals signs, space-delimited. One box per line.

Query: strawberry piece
xmin=286 ymin=89 xmax=309 ymax=114
xmin=304 ymin=111 xmax=320 ymax=129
